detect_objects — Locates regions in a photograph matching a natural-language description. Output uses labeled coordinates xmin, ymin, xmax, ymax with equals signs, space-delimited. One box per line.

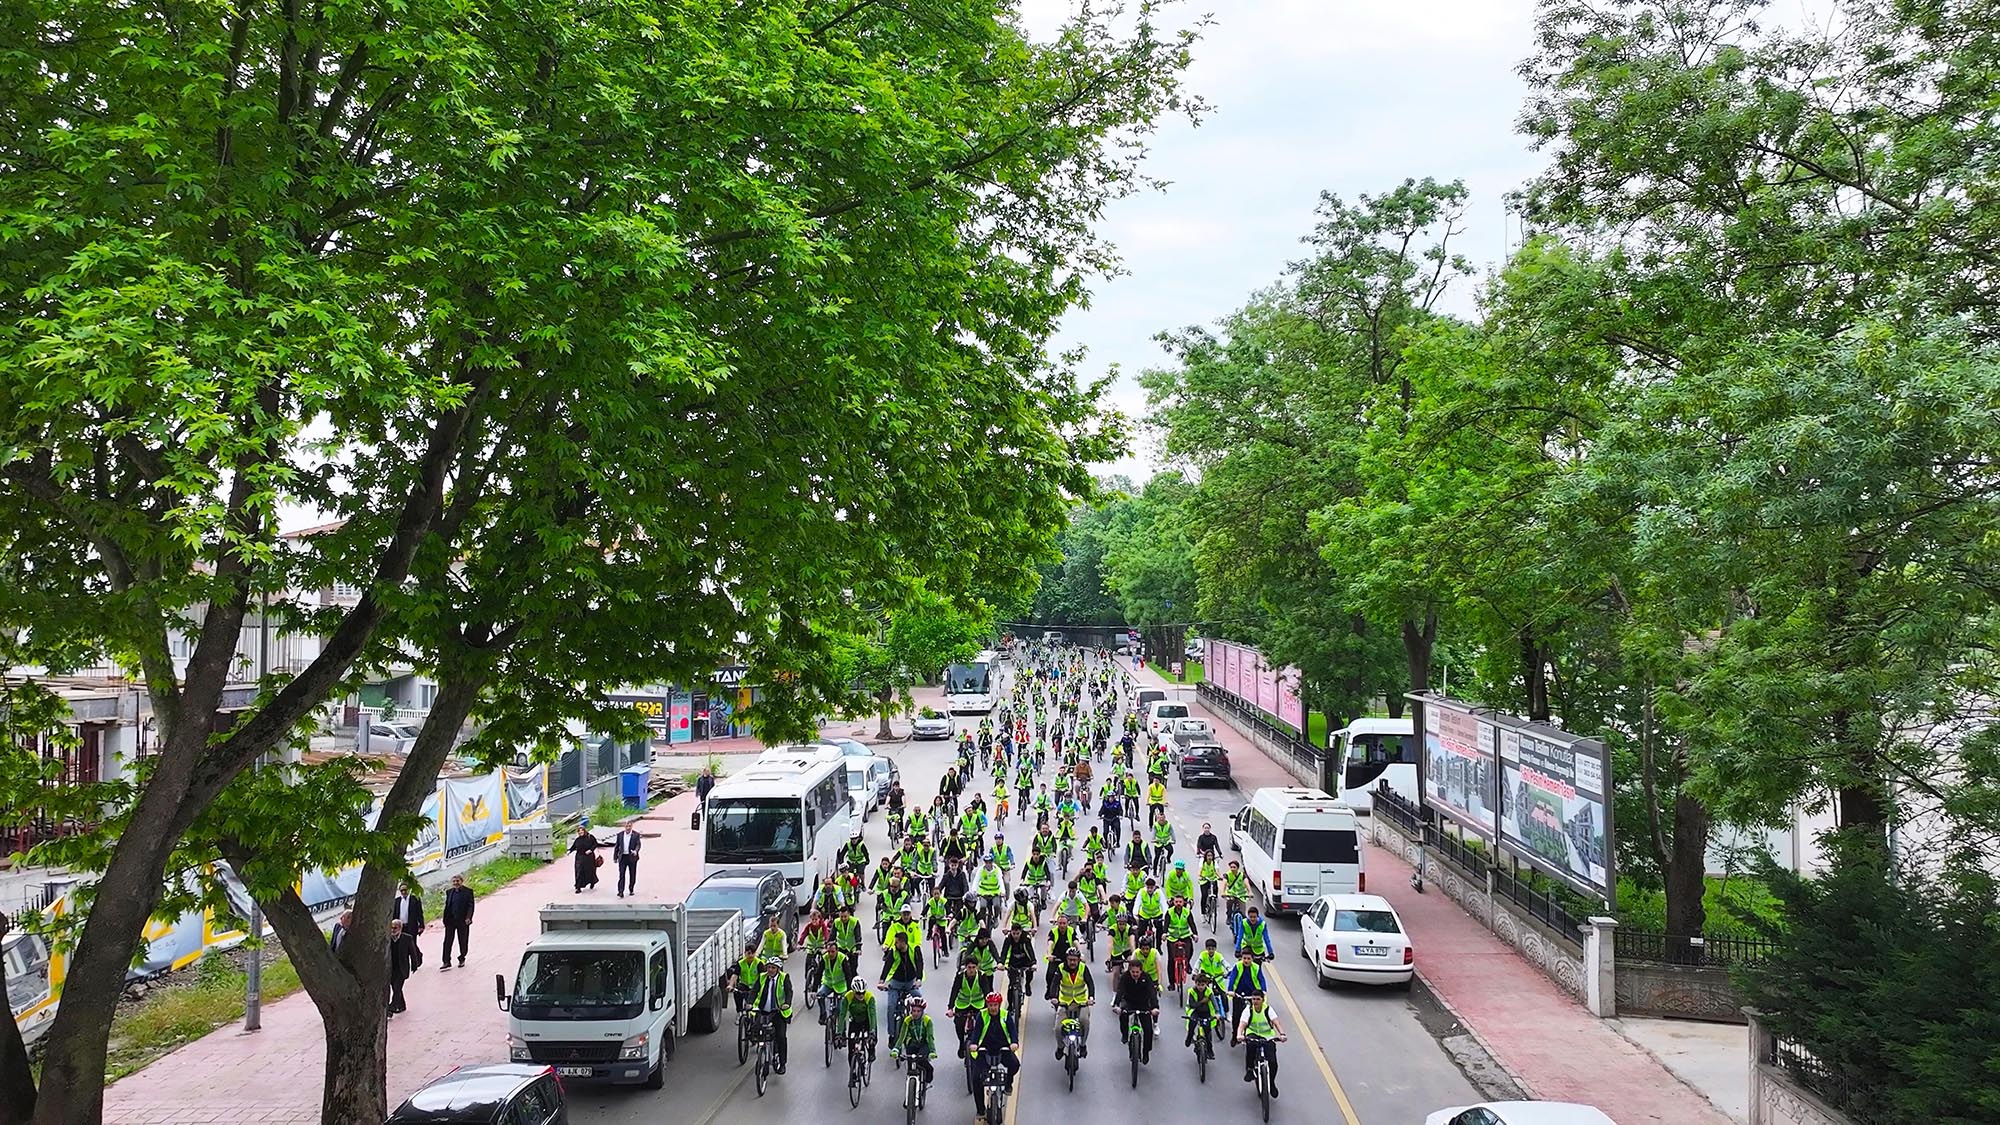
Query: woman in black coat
xmin=569 ymin=825 xmax=604 ymax=893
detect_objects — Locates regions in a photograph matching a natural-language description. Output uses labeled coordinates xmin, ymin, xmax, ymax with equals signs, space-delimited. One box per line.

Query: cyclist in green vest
xmin=1222 ymin=861 xmax=1252 ymax=927
xmin=1163 ymin=858 xmax=1196 ymax=905
xmin=947 ymin=955 xmax=991 ymax=1053
xmin=1224 ymin=949 xmax=1266 ymax=1046
xmin=1045 ymin=946 xmax=1097 ymax=1058
xmin=1162 ymin=896 xmax=1197 ymax=987
xmin=1233 ymin=904 xmax=1271 ymax=960
xmin=1194 ymin=937 xmax=1228 ymax=984
xmin=895 ymin=995 xmax=938 ymax=1088
xmin=838 ymin=977 xmax=879 ymax=1060
xmin=1184 ymin=969 xmax=1224 ymax=1048
xmin=968 ymin=994 xmax=1020 ymax=1118
xmin=728 ymin=941 xmax=763 ymax=1013
xmin=1237 ymin=993 xmax=1288 ymax=1098
xmin=975 ymin=856 xmax=1006 ymax=925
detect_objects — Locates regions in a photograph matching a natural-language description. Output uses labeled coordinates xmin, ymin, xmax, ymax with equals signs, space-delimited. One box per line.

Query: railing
xmin=1769 ymin=1033 xmax=1854 ymax=1111
xmin=1195 ymin=682 xmax=1326 ymax=776
xmin=1491 ymin=866 xmax=1585 ymax=949
xmin=1615 ymin=927 xmax=1777 ymax=966
xmin=1432 ymin=830 xmax=1492 ymax=882
xmin=1373 ymin=784 xmax=1423 ymax=835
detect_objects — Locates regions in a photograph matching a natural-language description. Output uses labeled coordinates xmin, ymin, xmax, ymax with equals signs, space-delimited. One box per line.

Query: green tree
xmin=1101 ymin=472 xmax=1199 ymax=662
xmin=0 ymin=0 xmax=1201 ymax=1119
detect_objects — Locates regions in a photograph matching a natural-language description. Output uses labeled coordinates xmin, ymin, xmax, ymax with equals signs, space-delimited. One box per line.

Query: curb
xmin=1413 ymin=964 xmax=1537 ymax=1099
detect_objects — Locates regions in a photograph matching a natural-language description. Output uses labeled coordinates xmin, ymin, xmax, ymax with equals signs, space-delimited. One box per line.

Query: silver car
xmin=911 ymin=713 xmax=955 ymax=740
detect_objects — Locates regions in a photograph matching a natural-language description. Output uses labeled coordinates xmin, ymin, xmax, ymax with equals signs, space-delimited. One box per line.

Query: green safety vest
xmin=1239 ymin=920 xmax=1268 ymax=953
xmin=1164 ymin=906 xmax=1195 ymax=940
xmin=1056 ymin=965 xmax=1092 ymax=1005
xmin=1243 ymin=1005 xmax=1277 ymax=1040
xmin=977 ymin=867 xmax=1003 ymax=895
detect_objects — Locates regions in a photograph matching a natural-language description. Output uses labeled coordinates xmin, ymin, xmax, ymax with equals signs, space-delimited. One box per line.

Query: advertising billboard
xmin=669 ymin=690 xmax=693 ymax=744
xmin=1278 ymin=668 xmax=1304 ymax=733
xmin=1256 ymin=654 xmax=1279 ymax=715
xmin=1421 ymin=698 xmax=1497 ymax=840
xmin=1498 ymin=721 xmax=1612 ymax=898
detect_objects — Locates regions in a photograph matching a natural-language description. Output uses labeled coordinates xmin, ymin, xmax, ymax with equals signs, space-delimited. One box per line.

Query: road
xmin=564 ymin=658 xmax=1481 ymax=1125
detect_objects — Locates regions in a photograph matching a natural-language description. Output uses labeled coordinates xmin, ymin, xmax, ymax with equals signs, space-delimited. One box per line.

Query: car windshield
xmin=512 ymin=950 xmax=645 ymax=1019
xmin=690 ymin=885 xmax=762 ymax=915
xmin=705 ymin=797 xmax=806 ymax=864
xmin=1331 ymin=909 xmax=1401 ymax=934
xmin=847 ymin=767 xmax=866 ymax=790
xmin=1156 ymin=705 xmax=1188 ymax=720
xmin=944 ymin=662 xmax=992 ymax=693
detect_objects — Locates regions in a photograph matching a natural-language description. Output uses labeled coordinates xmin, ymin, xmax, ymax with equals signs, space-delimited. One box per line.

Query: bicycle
xmin=1005 ymin=966 xmax=1027 ymax=1022
xmin=1224 ymin=896 xmax=1246 ymax=935
xmin=1248 ymin=1033 xmax=1286 ymax=1122
xmin=975 ymin=1047 xmax=1011 ymax=1125
xmin=1168 ymin=939 xmax=1192 ymax=1002
xmin=743 ymin=1009 xmax=775 ymax=1097
xmin=1189 ymin=1012 xmax=1216 ymax=1083
xmin=846 ymin=1026 xmax=873 ymax=1108
xmin=821 ymin=993 xmax=839 ymax=1067
xmin=1056 ymin=1002 xmax=1086 ymax=1092
xmin=733 ymin=987 xmax=752 ymax=1065
xmin=1201 ymin=885 xmax=1219 ymax=931
xmin=1116 ymin=1006 xmax=1153 ymax=1088
xmin=1079 ymin=910 xmax=1097 ymax=960
xmin=1058 ymin=842 xmax=1072 ymax=875
xmin=901 ymin=1044 xmax=929 ymax=1124
xmin=928 ymin=919 xmax=952 ymax=967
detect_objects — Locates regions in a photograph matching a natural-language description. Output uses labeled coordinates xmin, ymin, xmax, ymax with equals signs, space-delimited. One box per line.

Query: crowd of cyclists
xmin=723 ymin=640 xmax=1288 ymax=1115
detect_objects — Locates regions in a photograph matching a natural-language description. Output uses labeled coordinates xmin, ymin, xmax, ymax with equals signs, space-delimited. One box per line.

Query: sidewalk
xmin=1144 ymin=662 xmax=1732 ymax=1125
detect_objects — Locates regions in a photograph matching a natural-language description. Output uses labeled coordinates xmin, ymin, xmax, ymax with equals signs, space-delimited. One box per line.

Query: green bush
xmin=1613 ymin=874 xmax=1784 ymax=939
xmin=1736 ymin=838 xmax=2000 ymax=1123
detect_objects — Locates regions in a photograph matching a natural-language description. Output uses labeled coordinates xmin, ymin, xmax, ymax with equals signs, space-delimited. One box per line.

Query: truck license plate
xmin=556 ymin=1066 xmax=593 ymax=1077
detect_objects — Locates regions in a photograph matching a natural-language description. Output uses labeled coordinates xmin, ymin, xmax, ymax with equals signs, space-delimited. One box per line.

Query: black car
xmin=385 ymin=1063 xmax=567 ymax=1125
xmin=1176 ymin=741 xmax=1233 ymax=787
xmin=686 ymin=867 xmax=799 ymax=942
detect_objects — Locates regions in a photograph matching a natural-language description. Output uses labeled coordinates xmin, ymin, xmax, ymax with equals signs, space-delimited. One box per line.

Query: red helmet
xmin=985 ymin=992 xmax=1005 ymax=1005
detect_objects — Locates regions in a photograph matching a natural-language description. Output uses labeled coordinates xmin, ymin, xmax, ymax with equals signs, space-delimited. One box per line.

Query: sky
xmin=1013 ymin=0 xmax=1551 ymax=478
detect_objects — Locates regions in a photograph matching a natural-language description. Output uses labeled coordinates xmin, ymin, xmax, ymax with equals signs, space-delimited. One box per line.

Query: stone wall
xmin=1748 ymin=1012 xmax=1854 ymax=1125
xmin=1617 ymin=958 xmax=1748 ymax=1024
xmin=1369 ymin=813 xmax=1589 ymax=1002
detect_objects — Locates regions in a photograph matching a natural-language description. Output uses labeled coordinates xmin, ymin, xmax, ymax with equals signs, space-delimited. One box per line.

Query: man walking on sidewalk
xmin=391 ymin=882 xmax=426 ymax=970
xmin=387 ymin=920 xmax=416 ymax=1017
xmin=439 ymin=875 xmax=475 ymax=969
xmin=613 ymin=822 xmax=643 ymax=897
xmin=693 ymin=766 xmax=716 ymax=829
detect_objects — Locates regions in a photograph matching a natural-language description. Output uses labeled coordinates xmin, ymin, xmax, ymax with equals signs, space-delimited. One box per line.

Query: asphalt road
xmin=564 ymin=657 xmax=1480 ymax=1125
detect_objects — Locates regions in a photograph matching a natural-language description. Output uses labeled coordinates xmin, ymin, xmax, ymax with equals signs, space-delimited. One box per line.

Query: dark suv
xmin=1176 ymin=740 xmax=1232 ymax=787
xmin=385 ymin=1064 xmax=567 ymax=1125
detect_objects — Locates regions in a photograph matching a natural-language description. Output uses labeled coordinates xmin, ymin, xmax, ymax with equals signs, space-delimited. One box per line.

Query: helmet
xmin=985 ymin=992 xmax=1005 ymax=1005
xmin=1175 ymin=860 xmax=1186 ymax=870
xmin=763 ymin=955 xmax=784 ymax=967
xmin=909 ymin=996 xmax=928 ymax=1010
xmin=851 ymin=975 xmax=866 ymax=990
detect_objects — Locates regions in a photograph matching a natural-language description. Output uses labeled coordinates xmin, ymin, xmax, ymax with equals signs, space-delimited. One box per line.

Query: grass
xmin=104 ymin=950 xmax=304 ymax=1081
xmin=1148 ymin=658 xmax=1204 ymax=684
xmin=461 ymin=852 xmax=551 ymax=897
xmin=587 ymin=793 xmax=643 ymax=828
xmin=1614 ymin=874 xmax=1785 ymax=938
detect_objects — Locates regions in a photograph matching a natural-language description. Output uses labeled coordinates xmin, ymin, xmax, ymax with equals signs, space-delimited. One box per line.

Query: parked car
xmin=1175 ymin=740 xmax=1232 ymax=787
xmin=1145 ymin=699 xmax=1191 ymax=740
xmin=1160 ymin=716 xmax=1214 ymax=750
xmin=911 ymin=712 xmax=955 ymax=740
xmin=1184 ymin=639 xmax=1203 ymax=660
xmin=1423 ymin=1102 xmax=1618 ymax=1125
xmin=845 ymin=760 xmax=880 ymax=819
xmin=385 ymin=1063 xmax=568 ymax=1125
xmin=1301 ymin=893 xmax=1413 ymax=988
xmin=686 ymin=868 xmax=798 ymax=948
xmin=826 ymin=738 xmax=899 ymax=797
xmin=367 ymin=720 xmax=420 ymax=755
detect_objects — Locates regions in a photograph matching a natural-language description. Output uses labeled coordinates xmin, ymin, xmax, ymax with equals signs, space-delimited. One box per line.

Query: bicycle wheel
xmin=737 ymin=1014 xmax=749 ymax=1065
xmin=1065 ymin=1038 xmax=1078 ymax=1092
xmin=824 ymin=1014 xmax=836 ymax=1068
xmin=755 ymin=1043 xmax=770 ymax=1097
xmin=906 ymin=1075 xmax=920 ymax=1125
xmin=1259 ymin=1064 xmax=1271 ymax=1122
xmin=1196 ymin=1034 xmax=1209 ymax=1083
xmin=849 ymin=1049 xmax=864 ymax=1108
xmin=1128 ymin=1023 xmax=1141 ymax=1088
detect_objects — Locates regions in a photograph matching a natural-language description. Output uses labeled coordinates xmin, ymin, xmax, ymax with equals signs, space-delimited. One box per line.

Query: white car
xmin=1300 ymin=893 xmax=1414 ymax=988
xmin=911 ymin=713 xmax=955 ymax=740
xmin=1145 ymin=699 xmax=1191 ymax=740
xmin=1423 ymin=1103 xmax=1618 ymax=1125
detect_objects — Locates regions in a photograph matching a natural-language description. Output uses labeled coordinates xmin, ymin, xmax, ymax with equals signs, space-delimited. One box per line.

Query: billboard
xmin=1256 ymin=655 xmax=1279 ymax=716
xmin=443 ymin=773 xmax=504 ymax=855
xmin=1277 ymin=668 xmax=1305 ymax=736
xmin=1422 ymin=698 xmax=1497 ymax=840
xmin=1498 ymin=722 xmax=1612 ymax=898
xmin=669 ymin=690 xmax=693 ymax=744
xmin=504 ymin=763 xmax=548 ymax=824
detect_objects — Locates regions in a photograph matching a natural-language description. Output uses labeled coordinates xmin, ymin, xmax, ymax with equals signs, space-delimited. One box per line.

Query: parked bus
xmin=701 ymin=757 xmax=853 ymax=907
xmin=1329 ymin=717 xmax=1418 ymax=813
xmin=943 ymin=649 xmax=1001 ymax=714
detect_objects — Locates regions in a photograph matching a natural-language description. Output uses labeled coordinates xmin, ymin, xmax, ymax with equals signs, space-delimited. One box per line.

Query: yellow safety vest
xmin=1057 ymin=965 xmax=1091 ymax=1005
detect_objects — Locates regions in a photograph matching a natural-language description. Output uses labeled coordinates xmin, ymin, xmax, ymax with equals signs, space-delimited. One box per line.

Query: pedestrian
xmin=439 ymin=875 xmax=474 ymax=969
xmin=387 ymin=919 xmax=415 ymax=1017
xmin=693 ymin=765 xmax=716 ymax=830
xmin=612 ymin=821 xmax=643 ymax=897
xmin=569 ymin=823 xmax=604 ymax=893
xmin=329 ymin=909 xmax=353 ymax=954
xmin=391 ymin=882 xmax=426 ymax=969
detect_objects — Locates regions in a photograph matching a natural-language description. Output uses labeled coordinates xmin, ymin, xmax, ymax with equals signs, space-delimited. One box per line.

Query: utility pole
xmin=245 ymin=589 xmax=268 ymax=1032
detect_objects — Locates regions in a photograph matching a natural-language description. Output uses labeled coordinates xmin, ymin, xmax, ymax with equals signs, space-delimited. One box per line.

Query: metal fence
xmin=1195 ymin=682 xmax=1326 ymax=777
xmin=1491 ymin=866 xmax=1586 ymax=949
xmin=1615 ymin=927 xmax=1777 ymax=967
xmin=1373 ymin=784 xmax=1424 ymax=835
xmin=1769 ymin=1033 xmax=1854 ymax=1110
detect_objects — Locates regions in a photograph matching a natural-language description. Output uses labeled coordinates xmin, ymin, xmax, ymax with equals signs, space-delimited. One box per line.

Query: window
xmin=1350 ymin=733 xmax=1414 ymax=765
xmin=1331 ymin=909 xmax=1401 ymax=934
xmin=1245 ymin=809 xmax=1278 ymax=857
xmin=1281 ymin=828 xmax=1359 ymax=865
xmin=1310 ymin=901 xmax=1330 ymax=927
xmin=649 ymin=948 xmax=670 ymax=1002
xmin=511 ymin=1080 xmax=554 ymax=1125
xmin=511 ymin=950 xmax=646 ymax=1020
xmin=705 ymin=798 xmax=806 ymax=864
xmin=944 ymin=662 xmax=992 ymax=694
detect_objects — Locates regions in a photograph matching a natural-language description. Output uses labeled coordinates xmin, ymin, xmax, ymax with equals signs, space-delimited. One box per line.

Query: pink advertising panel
xmin=1278 ymin=667 xmax=1304 ymax=733
xmin=1257 ymin=656 xmax=1279 ymax=715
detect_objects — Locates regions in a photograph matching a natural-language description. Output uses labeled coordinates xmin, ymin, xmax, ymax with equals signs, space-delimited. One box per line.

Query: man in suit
xmin=387 ymin=919 xmax=415 ymax=1017
xmin=439 ymin=875 xmax=475 ymax=969
xmin=330 ymin=909 xmax=353 ymax=954
xmin=391 ymin=883 xmax=425 ymax=969
xmin=613 ymin=823 xmax=643 ymax=897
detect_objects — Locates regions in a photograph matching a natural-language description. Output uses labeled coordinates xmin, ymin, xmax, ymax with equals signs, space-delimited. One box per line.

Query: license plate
xmin=556 ymin=1066 xmax=593 ymax=1077
xmin=1353 ymin=945 xmax=1389 ymax=957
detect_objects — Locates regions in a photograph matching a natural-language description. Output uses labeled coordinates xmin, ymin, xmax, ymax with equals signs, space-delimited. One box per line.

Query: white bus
xmin=943 ymin=649 xmax=1001 ymax=714
xmin=1228 ymin=787 xmax=1365 ymax=915
xmin=701 ymin=757 xmax=854 ymax=908
xmin=1329 ymin=717 xmax=1418 ymax=814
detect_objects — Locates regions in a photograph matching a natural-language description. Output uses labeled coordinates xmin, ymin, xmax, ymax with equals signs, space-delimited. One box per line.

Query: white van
xmin=1228 ymin=787 xmax=1364 ymax=915
xmin=1145 ymin=699 xmax=1191 ymax=739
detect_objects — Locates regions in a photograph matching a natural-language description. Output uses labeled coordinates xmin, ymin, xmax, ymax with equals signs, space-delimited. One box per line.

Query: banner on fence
xmin=1421 ymin=696 xmax=1498 ymax=840
xmin=1256 ymin=654 xmax=1279 ymax=716
xmin=1497 ymin=721 xmax=1612 ymax=899
xmin=444 ymin=773 xmax=506 ymax=854
xmin=1278 ymin=668 xmax=1305 ymax=735
xmin=505 ymin=763 xmax=549 ymax=824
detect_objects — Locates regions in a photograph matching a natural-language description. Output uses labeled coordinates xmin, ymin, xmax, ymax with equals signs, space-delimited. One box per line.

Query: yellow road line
xmin=1265 ymin=955 xmax=1363 ymax=1125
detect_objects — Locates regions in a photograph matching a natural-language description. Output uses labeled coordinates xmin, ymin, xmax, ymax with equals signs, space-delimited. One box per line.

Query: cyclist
xmin=1029 ymin=824 xmax=1057 ymax=863
xmin=1163 ymin=858 xmax=1195 ymax=905
xmin=1221 ymin=857 xmax=1251 ymax=913
xmin=947 ymin=955 xmax=991 ymax=1054
xmin=799 ymin=910 xmax=832 ymax=993
xmin=1162 ymin=896 xmax=1197 ymax=987
xmin=1005 ymin=888 xmax=1036 ymax=935
xmin=1184 ymin=970 xmax=1224 ymax=1050
xmin=815 ymin=876 xmax=845 ymax=918
xmin=844 ymin=832 xmax=870 ymax=875
xmin=1237 ymin=993 xmax=1288 ymax=1098
xmin=1233 ymin=903 xmax=1271 ymax=960
xmin=1099 ymin=790 xmax=1123 ymax=847
xmin=1082 ymin=824 xmax=1108 ymax=866
xmin=1111 ymin=957 xmax=1161 ymax=1065
xmin=727 ymin=940 xmax=763 ymax=1014
xmin=1195 ymin=821 xmax=1220 ymax=857
xmin=833 ymin=903 xmax=863 ymax=961
xmin=1197 ymin=851 xmax=1221 ymax=918
xmin=963 ymin=924 xmax=1000 ymax=977
xmin=1122 ymin=859 xmax=1148 ymax=903
xmin=989 ymin=833 xmax=1015 ymax=883
xmin=1045 ymin=946 xmax=1096 ymax=1058
xmin=975 ymin=855 xmax=1006 ymax=926
xmin=1194 ymin=937 xmax=1229 ymax=985
xmin=1001 ymin=923 xmax=1038 ymax=1007
xmin=838 ymin=976 xmax=880 ymax=1062
xmin=886 ymin=902 xmax=923 ymax=952
xmin=1149 ymin=814 xmax=1174 ymax=869
xmin=1103 ymin=897 xmax=1134 ymax=974
xmin=909 ymin=835 xmax=938 ymax=894
xmin=923 ymin=886 xmax=952 ymax=945
xmin=1053 ymin=880 xmax=1088 ymax=928
xmin=1224 ymin=949 xmax=1267 ymax=1046
xmin=752 ymin=954 xmax=795 ymax=1074
xmin=895 ymin=995 xmax=939 ymax=1089
xmin=1132 ymin=876 xmax=1167 ymax=936
xmin=967 ymin=993 xmax=1020 ymax=1119
xmin=904 ymin=803 xmax=929 ymax=846
xmin=1146 ymin=777 xmax=1167 ymax=821
xmin=1020 ymin=850 xmax=1053 ymax=910
xmin=817 ymin=941 xmax=856 ymax=1021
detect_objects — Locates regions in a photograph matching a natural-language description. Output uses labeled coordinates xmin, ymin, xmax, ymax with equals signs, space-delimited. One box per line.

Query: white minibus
xmin=1228 ymin=787 xmax=1365 ymax=916
xmin=701 ymin=758 xmax=853 ymax=907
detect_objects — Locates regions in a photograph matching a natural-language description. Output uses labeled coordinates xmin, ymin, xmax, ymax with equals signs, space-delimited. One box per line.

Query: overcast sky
xmin=1015 ymin=0 xmax=1550 ymax=478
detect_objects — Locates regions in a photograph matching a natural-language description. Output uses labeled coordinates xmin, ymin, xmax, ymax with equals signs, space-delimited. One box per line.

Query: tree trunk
xmin=0 ymin=916 xmax=36 ymax=1125
xmin=320 ymin=990 xmax=393 ymax=1124
xmin=1520 ymin=626 xmax=1550 ymax=722
xmin=1402 ymin=611 xmax=1436 ymax=696
xmin=877 ymin=685 xmax=895 ymax=740
xmin=1662 ymin=791 xmax=1712 ymax=962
